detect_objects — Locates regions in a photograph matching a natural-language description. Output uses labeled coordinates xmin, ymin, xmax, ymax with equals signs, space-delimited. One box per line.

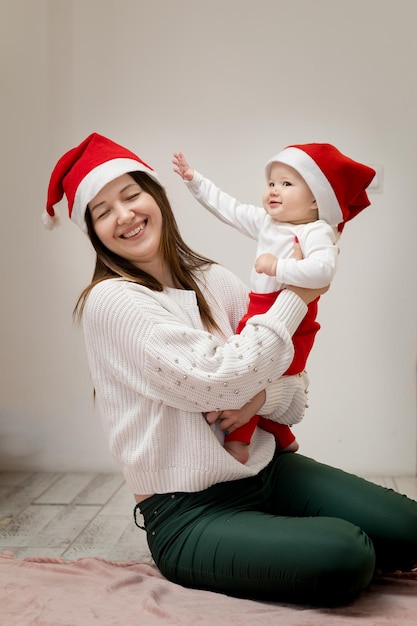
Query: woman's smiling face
xmin=88 ymin=173 xmax=164 ymax=270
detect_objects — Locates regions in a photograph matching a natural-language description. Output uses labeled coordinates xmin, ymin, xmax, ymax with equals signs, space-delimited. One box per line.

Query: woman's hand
xmin=287 ymin=236 xmax=329 ymax=304
xmin=292 ymin=235 xmax=303 ymax=261
xmin=287 ymin=283 xmax=329 ymax=304
xmin=205 ymin=390 xmax=266 ymax=433
xmin=172 ymin=152 xmax=194 ymax=181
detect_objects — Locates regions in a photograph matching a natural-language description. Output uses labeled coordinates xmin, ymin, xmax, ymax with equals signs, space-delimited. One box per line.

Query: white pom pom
xmin=42 ymin=211 xmax=60 ymax=230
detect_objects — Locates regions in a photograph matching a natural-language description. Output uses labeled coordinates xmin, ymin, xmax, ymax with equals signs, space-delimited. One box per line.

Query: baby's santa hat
xmin=265 ymin=143 xmax=375 ymax=230
xmin=44 ymin=133 xmax=159 ymax=233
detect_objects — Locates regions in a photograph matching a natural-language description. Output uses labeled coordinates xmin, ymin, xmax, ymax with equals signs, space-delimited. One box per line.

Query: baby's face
xmin=263 ymin=163 xmax=318 ymax=224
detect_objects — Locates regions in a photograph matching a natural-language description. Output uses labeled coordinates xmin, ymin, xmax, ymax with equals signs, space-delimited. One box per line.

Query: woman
xmin=45 ymin=132 xmax=417 ymax=606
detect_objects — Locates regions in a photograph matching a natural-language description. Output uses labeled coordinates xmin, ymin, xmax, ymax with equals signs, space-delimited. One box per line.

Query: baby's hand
xmin=255 ymin=253 xmax=278 ymax=276
xmin=172 ymin=152 xmax=194 ymax=181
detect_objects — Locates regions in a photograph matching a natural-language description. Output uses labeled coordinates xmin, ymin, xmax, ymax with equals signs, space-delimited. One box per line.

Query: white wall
xmin=1 ymin=0 xmax=416 ymax=476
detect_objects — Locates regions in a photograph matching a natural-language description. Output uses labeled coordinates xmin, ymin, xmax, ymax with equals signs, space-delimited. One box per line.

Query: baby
xmin=173 ymin=144 xmax=375 ymax=463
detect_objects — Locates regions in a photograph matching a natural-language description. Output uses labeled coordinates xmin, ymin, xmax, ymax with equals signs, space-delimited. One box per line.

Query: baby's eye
xmin=282 ymin=181 xmax=292 ymax=187
xmin=269 ymin=182 xmax=275 ymax=188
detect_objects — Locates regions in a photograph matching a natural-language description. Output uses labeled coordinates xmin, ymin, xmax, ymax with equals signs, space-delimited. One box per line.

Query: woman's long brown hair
xmin=73 ymin=172 xmax=219 ymax=331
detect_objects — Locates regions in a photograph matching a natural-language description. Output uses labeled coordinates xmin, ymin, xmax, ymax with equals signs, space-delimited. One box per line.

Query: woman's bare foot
xmin=224 ymin=440 xmax=249 ymax=464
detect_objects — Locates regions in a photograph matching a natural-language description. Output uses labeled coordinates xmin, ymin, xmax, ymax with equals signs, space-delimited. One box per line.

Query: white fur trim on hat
xmin=42 ymin=211 xmax=61 ymax=230
xmin=265 ymin=147 xmax=343 ymax=226
xmin=72 ymin=158 xmax=159 ymax=233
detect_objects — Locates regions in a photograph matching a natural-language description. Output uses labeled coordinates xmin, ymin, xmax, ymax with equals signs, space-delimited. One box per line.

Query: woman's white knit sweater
xmin=82 ymin=263 xmax=307 ymax=495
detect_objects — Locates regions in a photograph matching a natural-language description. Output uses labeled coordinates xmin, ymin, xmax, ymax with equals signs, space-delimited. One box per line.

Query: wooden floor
xmin=1 ymin=471 xmax=417 ymax=562
xmin=0 ymin=471 xmax=152 ymax=562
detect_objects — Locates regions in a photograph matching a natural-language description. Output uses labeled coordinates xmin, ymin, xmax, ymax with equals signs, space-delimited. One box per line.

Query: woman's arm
xmin=83 ymin=278 xmax=322 ymax=415
xmin=261 ymin=371 xmax=309 ymax=426
xmin=205 ymin=370 xmax=309 ymax=433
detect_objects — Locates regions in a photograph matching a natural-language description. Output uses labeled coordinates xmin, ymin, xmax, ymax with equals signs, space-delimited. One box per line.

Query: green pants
xmin=135 ymin=453 xmax=417 ymax=605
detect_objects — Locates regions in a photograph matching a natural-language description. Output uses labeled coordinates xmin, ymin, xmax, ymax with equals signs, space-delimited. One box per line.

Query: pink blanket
xmin=1 ymin=552 xmax=417 ymax=625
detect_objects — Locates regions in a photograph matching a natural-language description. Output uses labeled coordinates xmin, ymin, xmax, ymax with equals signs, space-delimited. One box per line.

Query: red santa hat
xmin=44 ymin=133 xmax=159 ymax=233
xmin=265 ymin=143 xmax=375 ymax=230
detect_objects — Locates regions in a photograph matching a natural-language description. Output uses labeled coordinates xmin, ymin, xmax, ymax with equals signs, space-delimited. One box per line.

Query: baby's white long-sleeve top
xmin=186 ymin=171 xmax=340 ymax=293
xmin=82 ymin=263 xmax=307 ymax=495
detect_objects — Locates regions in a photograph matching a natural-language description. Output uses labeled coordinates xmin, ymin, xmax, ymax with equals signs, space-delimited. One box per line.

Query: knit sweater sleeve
xmin=82 ymin=272 xmax=307 ymax=415
xmin=260 ymin=371 xmax=310 ymax=425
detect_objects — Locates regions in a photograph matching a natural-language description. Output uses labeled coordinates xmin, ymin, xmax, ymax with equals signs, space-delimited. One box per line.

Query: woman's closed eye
xmin=95 ymin=207 xmax=111 ymax=220
xmin=125 ymin=192 xmax=141 ymax=202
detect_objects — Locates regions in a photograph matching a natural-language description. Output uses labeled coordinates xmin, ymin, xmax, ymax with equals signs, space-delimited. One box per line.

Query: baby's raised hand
xmin=172 ymin=152 xmax=194 ymax=181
